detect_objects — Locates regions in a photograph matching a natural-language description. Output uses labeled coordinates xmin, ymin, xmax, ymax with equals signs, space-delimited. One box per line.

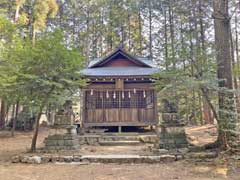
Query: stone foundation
xmin=12 ymin=154 xmax=179 ymax=164
xmin=158 ymin=125 xmax=188 ymax=149
xmin=156 ymin=113 xmax=189 ymax=150
xmin=12 ymin=151 xmax=218 ymax=164
xmin=44 ymin=126 xmax=79 ymax=152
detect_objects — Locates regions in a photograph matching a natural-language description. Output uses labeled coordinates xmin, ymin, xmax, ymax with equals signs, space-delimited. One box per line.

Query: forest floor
xmin=0 ymin=125 xmax=240 ymax=180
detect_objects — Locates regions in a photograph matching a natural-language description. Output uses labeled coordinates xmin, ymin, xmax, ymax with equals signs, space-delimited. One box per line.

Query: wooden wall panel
xmin=105 ymin=109 xmax=119 ymax=122
xmin=115 ymin=79 xmax=124 ymax=89
xmin=86 ymin=108 xmax=155 ymax=124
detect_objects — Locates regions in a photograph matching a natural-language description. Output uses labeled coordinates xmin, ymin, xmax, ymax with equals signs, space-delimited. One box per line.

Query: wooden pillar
xmin=82 ymin=90 xmax=86 ymax=129
xmin=118 ymin=126 xmax=122 ymax=133
xmin=154 ymin=91 xmax=158 ymax=124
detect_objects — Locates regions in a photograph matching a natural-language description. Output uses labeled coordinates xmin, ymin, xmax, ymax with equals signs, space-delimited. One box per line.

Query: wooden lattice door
xmin=85 ymin=90 xmax=155 ymax=124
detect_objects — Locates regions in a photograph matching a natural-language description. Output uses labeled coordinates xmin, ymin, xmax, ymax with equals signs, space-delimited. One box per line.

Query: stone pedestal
xmin=44 ymin=125 xmax=79 ymax=152
xmin=156 ymin=113 xmax=188 ymax=150
xmin=43 ymin=114 xmax=79 ymax=152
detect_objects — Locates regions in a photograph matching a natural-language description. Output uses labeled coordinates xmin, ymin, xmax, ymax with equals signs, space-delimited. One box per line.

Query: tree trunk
xmin=148 ymin=0 xmax=153 ymax=58
xmin=30 ymin=103 xmax=44 ymax=152
xmin=15 ymin=4 xmax=20 ymax=22
xmin=0 ymin=100 xmax=6 ymax=129
xmin=11 ymin=104 xmax=15 ymax=120
xmin=138 ymin=8 xmax=142 ymax=55
xmin=11 ymin=101 xmax=19 ymax=137
xmin=196 ymin=0 xmax=213 ymax=124
xmin=32 ymin=26 xmax=36 ymax=45
xmin=5 ymin=104 xmax=10 ymax=126
xmin=235 ymin=13 xmax=240 ymax=117
xmin=168 ymin=2 xmax=175 ymax=69
xmin=201 ymin=88 xmax=219 ymax=125
xmin=30 ymin=87 xmax=54 ymax=152
xmin=213 ymin=0 xmax=236 ymax=149
xmin=164 ymin=8 xmax=169 ymax=70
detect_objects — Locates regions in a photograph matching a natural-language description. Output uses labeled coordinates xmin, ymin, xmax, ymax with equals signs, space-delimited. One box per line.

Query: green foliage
xmin=154 ymin=57 xmax=218 ymax=125
xmin=19 ymin=31 xmax=84 ymax=103
xmin=0 ymin=16 xmax=86 ymax=110
xmin=0 ymin=16 xmax=16 ymax=41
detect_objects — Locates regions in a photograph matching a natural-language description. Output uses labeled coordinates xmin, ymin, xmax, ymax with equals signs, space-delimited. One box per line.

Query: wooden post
xmin=82 ymin=90 xmax=86 ymax=129
xmin=118 ymin=126 xmax=122 ymax=133
xmin=154 ymin=91 xmax=158 ymax=124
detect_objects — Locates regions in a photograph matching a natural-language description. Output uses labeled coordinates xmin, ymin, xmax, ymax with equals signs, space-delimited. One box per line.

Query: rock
xmin=19 ymin=156 xmax=42 ymax=164
xmin=51 ymin=156 xmax=59 ymax=162
xmin=41 ymin=156 xmax=51 ymax=163
xmin=20 ymin=156 xmax=29 ymax=163
xmin=160 ymin=155 xmax=176 ymax=162
xmin=188 ymin=136 xmax=196 ymax=141
xmin=11 ymin=156 xmax=20 ymax=163
xmin=178 ymin=148 xmax=189 ymax=154
xmin=231 ymin=155 xmax=240 ymax=160
xmin=188 ymin=145 xmax=205 ymax=152
xmin=73 ymin=156 xmax=82 ymax=162
xmin=63 ymin=156 xmax=73 ymax=162
xmin=187 ymin=151 xmax=217 ymax=160
xmin=58 ymin=156 xmax=65 ymax=162
xmin=142 ymin=156 xmax=161 ymax=163
xmin=28 ymin=156 xmax=41 ymax=164
xmin=176 ymin=155 xmax=184 ymax=161
xmin=153 ymin=149 xmax=169 ymax=155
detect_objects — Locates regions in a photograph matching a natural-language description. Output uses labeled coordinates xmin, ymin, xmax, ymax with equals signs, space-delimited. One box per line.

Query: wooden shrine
xmin=81 ymin=48 xmax=159 ymax=129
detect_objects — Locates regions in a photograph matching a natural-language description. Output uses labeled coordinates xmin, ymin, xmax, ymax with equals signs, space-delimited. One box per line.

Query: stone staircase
xmin=78 ymin=133 xmax=157 ymax=146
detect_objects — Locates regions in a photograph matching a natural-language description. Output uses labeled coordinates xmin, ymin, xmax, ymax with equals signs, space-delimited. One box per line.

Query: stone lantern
xmin=156 ymin=99 xmax=188 ymax=150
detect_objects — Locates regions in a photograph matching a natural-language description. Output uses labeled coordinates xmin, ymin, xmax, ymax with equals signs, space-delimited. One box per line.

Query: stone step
xmin=81 ymin=154 xmax=176 ymax=163
xmin=101 ymin=136 xmax=140 ymax=141
xmin=186 ymin=151 xmax=218 ymax=160
xmin=12 ymin=154 xmax=178 ymax=164
xmin=78 ymin=134 xmax=157 ymax=145
xmin=87 ymin=132 xmax=156 ymax=136
xmin=99 ymin=140 xmax=141 ymax=146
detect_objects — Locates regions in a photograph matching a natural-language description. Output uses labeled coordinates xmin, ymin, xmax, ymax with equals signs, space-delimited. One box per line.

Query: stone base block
xmin=156 ymin=125 xmax=189 ymax=150
xmin=44 ymin=133 xmax=80 ymax=152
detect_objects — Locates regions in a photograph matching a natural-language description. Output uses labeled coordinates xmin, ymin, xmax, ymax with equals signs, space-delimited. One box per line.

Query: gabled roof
xmin=81 ymin=48 xmax=160 ymax=77
xmin=88 ymin=48 xmax=154 ymax=68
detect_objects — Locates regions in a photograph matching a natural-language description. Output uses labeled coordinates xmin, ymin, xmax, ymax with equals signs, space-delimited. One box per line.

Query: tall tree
xmin=213 ymin=0 xmax=236 ymax=148
xmin=15 ymin=0 xmax=25 ymax=21
xmin=32 ymin=0 xmax=58 ymax=43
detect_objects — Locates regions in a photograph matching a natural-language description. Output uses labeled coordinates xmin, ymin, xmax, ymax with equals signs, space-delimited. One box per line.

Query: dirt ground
xmin=0 ymin=125 xmax=240 ymax=180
